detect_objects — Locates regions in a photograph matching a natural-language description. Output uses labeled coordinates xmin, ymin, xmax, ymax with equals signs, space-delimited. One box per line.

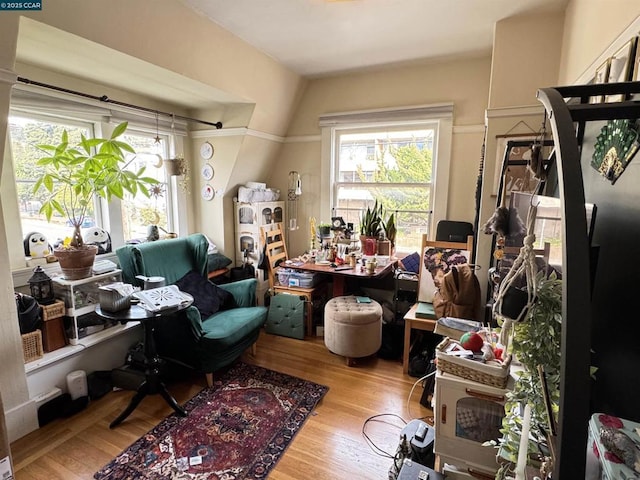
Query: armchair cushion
xmin=175 ymin=270 xmax=236 ymax=318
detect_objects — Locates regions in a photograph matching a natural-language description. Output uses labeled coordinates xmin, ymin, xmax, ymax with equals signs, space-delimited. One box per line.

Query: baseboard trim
xmin=5 ymin=399 xmax=39 ymax=442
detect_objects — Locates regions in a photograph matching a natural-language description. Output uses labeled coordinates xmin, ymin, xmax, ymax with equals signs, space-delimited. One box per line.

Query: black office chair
xmin=435 ymin=220 xmax=474 ymax=242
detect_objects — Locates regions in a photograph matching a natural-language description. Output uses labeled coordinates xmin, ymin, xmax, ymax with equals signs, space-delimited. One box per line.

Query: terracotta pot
xmin=53 ymin=245 xmax=98 ymax=280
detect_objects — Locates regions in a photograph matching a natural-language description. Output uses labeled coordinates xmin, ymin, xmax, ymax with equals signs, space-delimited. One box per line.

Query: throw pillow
xmin=175 ymin=270 xmax=236 ymax=318
xmin=207 ymin=253 xmax=233 ymax=272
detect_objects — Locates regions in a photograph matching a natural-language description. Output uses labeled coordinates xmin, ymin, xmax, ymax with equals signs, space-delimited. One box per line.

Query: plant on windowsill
xmin=383 ymin=211 xmax=396 ymax=251
xmin=33 ymin=121 xmax=159 ymax=279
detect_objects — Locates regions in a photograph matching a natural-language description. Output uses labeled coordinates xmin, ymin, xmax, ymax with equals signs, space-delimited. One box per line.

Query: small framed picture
xmin=590 ymin=58 xmax=610 ymax=104
xmin=606 ymin=38 xmax=637 ymax=102
xmin=633 ymin=36 xmax=640 ymax=81
xmin=492 ymin=134 xmax=539 ymax=197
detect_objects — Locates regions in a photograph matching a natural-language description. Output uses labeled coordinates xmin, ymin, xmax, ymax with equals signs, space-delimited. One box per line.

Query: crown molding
xmin=191 ymin=127 xmax=285 ymax=143
xmin=485 ymin=104 xmax=544 ymax=120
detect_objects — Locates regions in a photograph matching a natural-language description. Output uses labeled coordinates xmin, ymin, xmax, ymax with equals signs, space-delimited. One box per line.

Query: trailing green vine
xmin=490 ymin=270 xmax=562 ymax=479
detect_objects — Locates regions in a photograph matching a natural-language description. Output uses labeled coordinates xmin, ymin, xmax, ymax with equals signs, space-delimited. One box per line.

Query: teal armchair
xmin=116 ymin=234 xmax=267 ymax=385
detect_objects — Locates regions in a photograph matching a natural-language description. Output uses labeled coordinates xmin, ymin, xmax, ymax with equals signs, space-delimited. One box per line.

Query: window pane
xmin=9 ymin=116 xmax=93 ymax=248
xmin=120 ymin=134 xmax=170 ymax=242
xmin=334 ymin=185 xmax=430 ymax=251
xmin=334 ymin=127 xmax=435 ymax=251
xmin=337 ymin=129 xmax=434 ymax=184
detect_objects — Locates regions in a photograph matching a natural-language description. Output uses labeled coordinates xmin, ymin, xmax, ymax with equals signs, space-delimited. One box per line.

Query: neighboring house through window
xmin=320 ymin=104 xmax=454 ymax=252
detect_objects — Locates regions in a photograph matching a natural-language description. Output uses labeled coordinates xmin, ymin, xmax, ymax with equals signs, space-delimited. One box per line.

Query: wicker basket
xmin=435 ymin=337 xmax=512 ymax=388
xmin=22 ymin=330 xmax=44 ymax=363
xmin=41 ymin=300 xmax=65 ymax=320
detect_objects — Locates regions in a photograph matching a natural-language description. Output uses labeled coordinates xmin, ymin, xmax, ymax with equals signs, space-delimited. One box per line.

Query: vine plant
xmin=490 ymin=270 xmax=563 ymax=479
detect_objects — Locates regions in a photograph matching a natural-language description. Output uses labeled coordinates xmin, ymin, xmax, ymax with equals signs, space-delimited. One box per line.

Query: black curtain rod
xmin=16 ymin=76 xmax=223 ymax=129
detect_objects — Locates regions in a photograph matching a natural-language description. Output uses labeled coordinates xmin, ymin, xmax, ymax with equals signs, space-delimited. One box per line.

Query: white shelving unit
xmin=52 ymin=269 xmax=123 ymax=345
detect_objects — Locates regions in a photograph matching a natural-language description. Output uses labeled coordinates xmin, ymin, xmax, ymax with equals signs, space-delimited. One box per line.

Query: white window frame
xmin=319 ymin=104 xmax=453 ymax=247
xmin=8 ymin=93 xmax=183 ymax=258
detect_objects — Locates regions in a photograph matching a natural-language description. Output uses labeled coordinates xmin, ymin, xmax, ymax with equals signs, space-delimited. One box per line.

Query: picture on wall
xmin=605 ymin=37 xmax=637 ymax=102
xmin=492 ymin=134 xmax=540 ymax=197
xmin=633 ymin=36 xmax=640 ymax=81
xmin=590 ymin=58 xmax=610 ymax=104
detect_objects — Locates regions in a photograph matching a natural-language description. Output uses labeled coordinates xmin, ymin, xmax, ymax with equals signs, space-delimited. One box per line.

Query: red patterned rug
xmin=94 ymin=362 xmax=328 ymax=480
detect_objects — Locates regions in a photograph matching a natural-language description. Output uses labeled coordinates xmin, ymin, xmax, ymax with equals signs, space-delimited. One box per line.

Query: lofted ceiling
xmin=181 ymin=0 xmax=568 ymax=77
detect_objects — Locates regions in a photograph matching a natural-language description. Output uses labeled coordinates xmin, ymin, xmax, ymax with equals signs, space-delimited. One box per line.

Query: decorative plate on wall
xmin=201 ymin=163 xmax=214 ymax=180
xmin=201 ymin=184 xmax=215 ymax=201
xmin=200 ymin=141 xmax=214 ymax=160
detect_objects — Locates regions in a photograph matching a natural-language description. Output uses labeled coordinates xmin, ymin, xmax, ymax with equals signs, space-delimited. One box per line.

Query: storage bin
xmin=276 ymin=268 xmax=293 ymax=287
xmin=435 ymin=338 xmax=512 ymax=388
xmin=22 ymin=330 xmax=44 ymax=363
xmin=587 ymin=413 xmax=640 ymax=480
xmin=288 ymin=271 xmax=322 ymax=288
xmin=41 ymin=300 xmax=65 ymax=320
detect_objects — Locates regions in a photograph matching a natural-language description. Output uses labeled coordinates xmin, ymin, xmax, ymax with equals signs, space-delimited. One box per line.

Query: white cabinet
xmin=52 ymin=270 xmax=122 ymax=344
xmin=233 ymin=199 xmax=284 ymax=303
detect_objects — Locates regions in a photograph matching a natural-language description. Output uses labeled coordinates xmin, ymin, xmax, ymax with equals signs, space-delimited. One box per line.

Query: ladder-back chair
xmin=260 ymin=223 xmax=325 ymax=336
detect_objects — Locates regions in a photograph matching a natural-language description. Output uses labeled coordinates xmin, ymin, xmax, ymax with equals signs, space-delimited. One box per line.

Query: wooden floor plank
xmin=11 ymin=331 xmax=431 ymax=479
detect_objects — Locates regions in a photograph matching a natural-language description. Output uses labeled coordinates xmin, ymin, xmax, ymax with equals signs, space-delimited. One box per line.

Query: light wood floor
xmin=10 ymin=330 xmax=432 ymax=479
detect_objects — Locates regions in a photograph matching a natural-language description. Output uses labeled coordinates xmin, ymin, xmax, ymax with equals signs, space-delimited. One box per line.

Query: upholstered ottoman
xmin=324 ymin=296 xmax=383 ymax=366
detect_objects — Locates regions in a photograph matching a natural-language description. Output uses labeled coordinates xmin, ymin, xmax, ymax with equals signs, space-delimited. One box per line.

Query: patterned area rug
xmin=94 ymin=363 xmax=328 ymax=480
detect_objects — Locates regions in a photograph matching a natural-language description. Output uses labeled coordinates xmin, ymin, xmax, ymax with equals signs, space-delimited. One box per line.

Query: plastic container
xmin=288 ymin=271 xmax=321 ymax=288
xmin=588 ymin=413 xmax=640 ymax=480
xmin=277 ymin=268 xmax=293 ymax=286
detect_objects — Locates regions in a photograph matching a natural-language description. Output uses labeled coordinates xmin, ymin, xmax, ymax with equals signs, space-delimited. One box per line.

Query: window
xmin=9 ymin=113 xmax=177 ymax=253
xmin=321 ymin=104 xmax=453 ymax=252
xmin=120 ymin=132 xmax=172 ymax=242
xmin=9 ymin=115 xmax=94 ymax=248
xmin=333 ymin=125 xmax=436 ymax=251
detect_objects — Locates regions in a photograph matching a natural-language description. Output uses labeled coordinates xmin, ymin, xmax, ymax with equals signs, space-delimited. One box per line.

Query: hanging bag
xmin=15 ymin=292 xmax=43 ymax=334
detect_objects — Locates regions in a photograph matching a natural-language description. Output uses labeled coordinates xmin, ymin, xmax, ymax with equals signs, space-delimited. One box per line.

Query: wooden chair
xmin=419 ymin=234 xmax=474 ymax=282
xmin=260 ymin=223 xmax=325 ymax=337
xmin=503 ymin=241 xmax=551 ymax=263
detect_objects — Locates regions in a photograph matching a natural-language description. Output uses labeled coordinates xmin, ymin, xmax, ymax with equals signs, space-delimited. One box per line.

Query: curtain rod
xmin=16 ymin=76 xmax=223 ymax=129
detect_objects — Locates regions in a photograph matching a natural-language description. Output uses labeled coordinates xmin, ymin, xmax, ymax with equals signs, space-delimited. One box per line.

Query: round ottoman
xmin=324 ymin=295 xmax=383 ymax=366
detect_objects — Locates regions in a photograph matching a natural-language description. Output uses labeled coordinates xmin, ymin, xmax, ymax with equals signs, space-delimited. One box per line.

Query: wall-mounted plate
xmin=200 ymin=141 xmax=214 ymax=160
xmin=201 ymin=163 xmax=214 ymax=180
xmin=201 ymin=184 xmax=215 ymax=201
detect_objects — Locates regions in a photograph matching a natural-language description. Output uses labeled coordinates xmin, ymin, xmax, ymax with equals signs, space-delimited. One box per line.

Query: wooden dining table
xmin=286 ymin=258 xmax=397 ymax=297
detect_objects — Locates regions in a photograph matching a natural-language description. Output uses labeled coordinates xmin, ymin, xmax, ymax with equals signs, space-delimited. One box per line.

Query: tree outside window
xmin=333 ymin=127 xmax=435 ymax=251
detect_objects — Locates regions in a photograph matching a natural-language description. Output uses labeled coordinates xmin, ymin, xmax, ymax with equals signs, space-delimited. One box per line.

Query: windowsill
xmin=24 ymin=320 xmax=140 ymax=375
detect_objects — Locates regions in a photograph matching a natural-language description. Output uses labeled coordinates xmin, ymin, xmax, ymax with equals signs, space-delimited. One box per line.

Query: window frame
xmin=8 ymin=108 xmax=180 ymax=257
xmin=320 ymin=104 xmax=454 ymax=252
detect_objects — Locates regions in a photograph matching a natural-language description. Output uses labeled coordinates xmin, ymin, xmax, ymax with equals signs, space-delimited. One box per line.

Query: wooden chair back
xmin=260 ymin=223 xmax=288 ymax=289
xmin=503 ymin=242 xmax=551 ymax=263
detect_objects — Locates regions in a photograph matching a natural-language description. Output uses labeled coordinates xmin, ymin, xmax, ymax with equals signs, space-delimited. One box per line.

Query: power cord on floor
xmin=361 ymin=413 xmax=408 ymax=458
xmin=406 ymin=369 xmax=437 ymax=421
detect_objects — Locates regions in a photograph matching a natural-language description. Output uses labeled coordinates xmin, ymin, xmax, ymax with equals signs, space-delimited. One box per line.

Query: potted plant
xmin=383 ymin=211 xmax=396 ymax=251
xmin=359 ymin=201 xmax=383 ymax=255
xmin=33 ymin=122 xmax=159 ymax=279
xmin=490 ymin=270 xmax=563 ymax=479
xmin=317 ymin=222 xmax=332 ymax=238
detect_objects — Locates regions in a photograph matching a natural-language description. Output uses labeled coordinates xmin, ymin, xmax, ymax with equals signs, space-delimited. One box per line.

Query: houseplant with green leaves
xmin=359 ymin=200 xmax=384 ymax=255
xmin=33 ymin=121 xmax=158 ymax=279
